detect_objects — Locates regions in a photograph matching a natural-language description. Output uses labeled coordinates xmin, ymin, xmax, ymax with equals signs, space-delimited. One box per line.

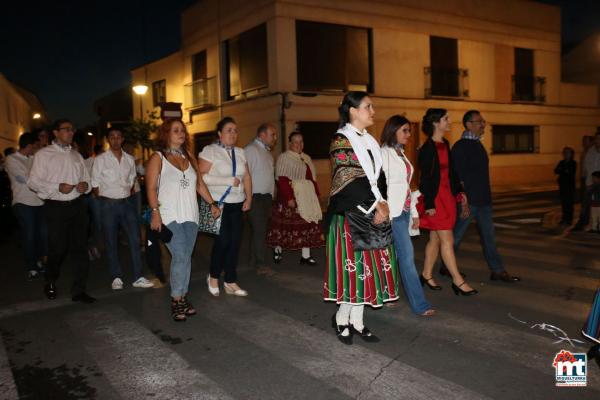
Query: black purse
xmin=345 ymin=202 xmax=392 ymax=251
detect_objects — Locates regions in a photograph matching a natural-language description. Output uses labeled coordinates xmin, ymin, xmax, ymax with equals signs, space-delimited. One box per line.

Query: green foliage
xmin=124 ymin=111 xmax=160 ymax=156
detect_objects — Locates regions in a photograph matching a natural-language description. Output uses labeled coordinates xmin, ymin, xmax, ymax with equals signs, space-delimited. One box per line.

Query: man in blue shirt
xmin=441 ymin=110 xmax=520 ymax=283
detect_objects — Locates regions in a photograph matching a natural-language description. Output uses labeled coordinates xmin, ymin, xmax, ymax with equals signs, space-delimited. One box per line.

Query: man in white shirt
xmin=92 ymin=128 xmax=153 ymax=290
xmin=5 ymin=132 xmax=45 ymax=280
xmin=244 ymin=123 xmax=278 ymax=275
xmin=574 ymin=131 xmax=600 ymax=230
xmin=28 ymin=119 xmax=95 ymax=303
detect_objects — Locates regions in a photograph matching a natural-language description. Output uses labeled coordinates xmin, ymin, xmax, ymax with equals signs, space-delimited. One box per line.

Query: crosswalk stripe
xmin=493 ymin=206 xmax=557 ymax=218
xmin=0 ymin=337 xmax=19 ymax=400
xmin=458 ymin=242 xmax=576 ymax=269
xmin=202 ymin=296 xmax=491 ymax=400
xmin=487 ymin=235 xmax=600 ymax=256
xmin=66 ymin=307 xmax=234 ymax=400
xmin=265 ymin=271 xmax=600 ymax=389
xmin=492 ymin=200 xmax=553 ymax=211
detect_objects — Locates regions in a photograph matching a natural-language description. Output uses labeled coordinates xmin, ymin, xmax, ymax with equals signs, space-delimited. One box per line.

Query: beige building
xmin=131 ymin=0 xmax=600 ymax=196
xmin=0 ymin=73 xmax=45 ymax=152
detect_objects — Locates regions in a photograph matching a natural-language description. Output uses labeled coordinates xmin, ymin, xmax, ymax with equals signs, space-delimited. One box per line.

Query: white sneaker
xmin=132 ymin=277 xmax=154 ymax=288
xmin=111 ymin=277 xmax=124 ymax=290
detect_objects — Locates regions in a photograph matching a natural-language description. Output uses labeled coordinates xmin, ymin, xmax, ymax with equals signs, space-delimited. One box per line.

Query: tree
xmin=124 ymin=111 xmax=159 ymax=160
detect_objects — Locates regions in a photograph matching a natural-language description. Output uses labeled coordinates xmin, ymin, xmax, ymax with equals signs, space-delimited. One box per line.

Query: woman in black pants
xmin=554 ymin=147 xmax=577 ymax=225
xmin=199 ymin=117 xmax=252 ymax=297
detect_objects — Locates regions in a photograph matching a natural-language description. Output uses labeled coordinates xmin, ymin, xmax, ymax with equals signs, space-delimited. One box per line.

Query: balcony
xmin=424 ymin=67 xmax=469 ymax=99
xmin=512 ymin=75 xmax=546 ymax=103
xmin=184 ymin=76 xmax=217 ymax=110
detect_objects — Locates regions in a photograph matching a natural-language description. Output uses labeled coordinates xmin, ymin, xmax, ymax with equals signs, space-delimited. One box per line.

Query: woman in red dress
xmin=417 ymin=108 xmax=477 ymax=296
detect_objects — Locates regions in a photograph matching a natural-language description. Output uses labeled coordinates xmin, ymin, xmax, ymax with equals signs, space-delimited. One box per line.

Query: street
xmin=0 ymin=189 xmax=599 ymax=399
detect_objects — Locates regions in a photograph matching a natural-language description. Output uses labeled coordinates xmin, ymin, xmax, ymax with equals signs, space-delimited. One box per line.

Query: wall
xmin=0 ymin=74 xmax=36 ymax=151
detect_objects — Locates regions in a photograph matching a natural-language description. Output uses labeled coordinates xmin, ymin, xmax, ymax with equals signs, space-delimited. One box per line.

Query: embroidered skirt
xmin=267 ymin=202 xmax=324 ymax=250
xmin=323 ymin=214 xmax=399 ymax=307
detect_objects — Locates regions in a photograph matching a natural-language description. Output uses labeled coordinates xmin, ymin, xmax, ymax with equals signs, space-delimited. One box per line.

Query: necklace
xmin=164 ymin=148 xmax=190 ymax=189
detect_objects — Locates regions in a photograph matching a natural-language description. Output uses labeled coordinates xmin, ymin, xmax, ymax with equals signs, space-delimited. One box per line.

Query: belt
xmin=45 ymin=197 xmax=82 ymax=205
xmin=99 ymin=196 xmax=130 ymax=202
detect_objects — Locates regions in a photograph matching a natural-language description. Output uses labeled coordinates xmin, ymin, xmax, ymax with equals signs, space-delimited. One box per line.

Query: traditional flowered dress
xmin=267 ymin=150 xmax=324 ymax=250
xmin=323 ymin=129 xmax=399 ymax=307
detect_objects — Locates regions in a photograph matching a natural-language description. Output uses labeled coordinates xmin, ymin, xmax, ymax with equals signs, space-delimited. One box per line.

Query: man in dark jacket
xmin=441 ymin=110 xmax=520 ymax=282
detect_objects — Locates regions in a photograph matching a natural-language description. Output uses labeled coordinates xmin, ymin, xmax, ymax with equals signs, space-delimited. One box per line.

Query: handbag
xmin=582 ymin=288 xmax=600 ymax=344
xmin=345 ymin=202 xmax=392 ymax=251
xmin=198 ymin=147 xmax=237 ymax=235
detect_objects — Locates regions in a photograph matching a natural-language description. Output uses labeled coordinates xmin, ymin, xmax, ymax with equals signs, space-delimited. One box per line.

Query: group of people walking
xmin=324 ymin=91 xmax=520 ymax=345
xmin=6 ymin=91 xmax=525 ymax=334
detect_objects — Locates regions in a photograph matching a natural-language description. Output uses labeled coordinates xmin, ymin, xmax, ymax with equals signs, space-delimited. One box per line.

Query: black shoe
xmin=419 ymin=274 xmax=442 ymax=290
xmin=27 ymin=270 xmax=39 ymax=282
xmin=300 ymin=256 xmax=317 ymax=266
xmin=451 ymin=282 xmax=478 ymax=296
xmin=44 ymin=282 xmax=57 ymax=300
xmin=331 ymin=314 xmax=352 ymax=345
xmin=273 ymin=251 xmax=283 ymax=264
xmin=490 ymin=271 xmax=520 ymax=282
xmin=71 ymin=292 xmax=97 ymax=304
xmin=439 ymin=265 xmax=466 ymax=279
xmin=350 ymin=325 xmax=380 ymax=343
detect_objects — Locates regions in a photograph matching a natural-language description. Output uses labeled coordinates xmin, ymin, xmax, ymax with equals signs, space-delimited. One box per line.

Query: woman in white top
xmin=199 ymin=117 xmax=252 ymax=297
xmin=380 ymin=115 xmax=434 ymax=316
xmin=146 ymin=119 xmax=219 ymax=322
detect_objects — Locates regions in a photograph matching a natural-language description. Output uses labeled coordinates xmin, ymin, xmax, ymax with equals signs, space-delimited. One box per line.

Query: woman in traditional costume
xmin=267 ymin=131 xmax=324 ymax=265
xmin=323 ymin=91 xmax=399 ymax=345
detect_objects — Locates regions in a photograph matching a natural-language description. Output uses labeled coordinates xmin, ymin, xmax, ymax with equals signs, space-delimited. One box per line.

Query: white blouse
xmin=199 ymin=144 xmax=247 ymax=204
xmin=381 ymin=146 xmax=418 ymax=219
xmin=157 ymin=154 xmax=199 ymax=225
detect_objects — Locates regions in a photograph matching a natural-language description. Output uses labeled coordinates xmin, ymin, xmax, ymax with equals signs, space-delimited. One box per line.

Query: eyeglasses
xmin=58 ymin=127 xmax=75 ymax=132
xmin=468 ymin=120 xmax=486 ymax=125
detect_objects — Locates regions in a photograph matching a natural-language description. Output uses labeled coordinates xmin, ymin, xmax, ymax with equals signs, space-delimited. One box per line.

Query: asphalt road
xmin=0 ymin=190 xmax=598 ymax=399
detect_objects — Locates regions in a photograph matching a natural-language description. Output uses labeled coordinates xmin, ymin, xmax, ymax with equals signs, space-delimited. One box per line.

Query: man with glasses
xmin=439 ymin=110 xmax=520 ymax=283
xmin=28 ymin=119 xmax=96 ymax=302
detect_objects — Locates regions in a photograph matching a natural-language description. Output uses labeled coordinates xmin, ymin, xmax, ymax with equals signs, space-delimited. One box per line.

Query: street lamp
xmin=32 ymin=113 xmax=41 ymax=119
xmin=132 ymin=84 xmax=148 ymax=120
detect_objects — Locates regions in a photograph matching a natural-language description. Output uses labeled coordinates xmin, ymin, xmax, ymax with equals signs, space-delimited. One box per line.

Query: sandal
xmin=182 ymin=296 xmax=197 ymax=316
xmin=420 ymin=309 xmax=436 ymax=316
xmin=171 ymin=298 xmax=187 ymax=322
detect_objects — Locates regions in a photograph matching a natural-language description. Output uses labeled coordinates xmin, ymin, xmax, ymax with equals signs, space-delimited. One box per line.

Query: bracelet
xmin=210 ymin=201 xmax=219 ymax=207
xmin=151 ymin=207 xmax=160 ymax=212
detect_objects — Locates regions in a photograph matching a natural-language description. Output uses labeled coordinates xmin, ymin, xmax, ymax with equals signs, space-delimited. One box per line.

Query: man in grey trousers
xmin=245 ymin=123 xmax=278 ymax=275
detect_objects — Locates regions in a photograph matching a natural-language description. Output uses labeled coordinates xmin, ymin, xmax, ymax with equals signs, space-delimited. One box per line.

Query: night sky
xmin=1 ymin=0 xmax=598 ymax=127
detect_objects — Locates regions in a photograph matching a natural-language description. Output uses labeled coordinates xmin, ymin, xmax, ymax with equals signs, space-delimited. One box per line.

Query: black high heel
xmin=420 ymin=274 xmax=442 ymax=290
xmin=273 ymin=250 xmax=283 ymax=264
xmin=451 ymin=282 xmax=478 ymax=296
xmin=331 ymin=314 xmax=352 ymax=345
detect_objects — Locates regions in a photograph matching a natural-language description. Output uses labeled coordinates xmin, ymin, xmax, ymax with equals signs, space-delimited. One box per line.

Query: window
xmin=296 ymin=21 xmax=372 ymax=92
xmin=492 ymin=125 xmax=537 ymax=154
xmin=192 ymin=51 xmax=207 ymax=81
xmin=152 ymin=80 xmax=166 ymax=107
xmin=223 ymin=24 xmax=268 ymax=100
xmin=513 ymin=48 xmax=534 ymax=101
xmin=296 ymin=121 xmax=339 ymax=159
xmin=427 ymin=36 xmax=465 ymax=97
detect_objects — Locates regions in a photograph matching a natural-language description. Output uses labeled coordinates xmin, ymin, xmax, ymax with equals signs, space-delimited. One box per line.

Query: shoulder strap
xmin=156 ymin=152 xmax=163 ymax=196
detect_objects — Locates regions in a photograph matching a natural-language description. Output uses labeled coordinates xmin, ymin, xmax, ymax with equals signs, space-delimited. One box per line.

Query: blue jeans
xmin=165 ymin=221 xmax=198 ymax=298
xmin=453 ymin=204 xmax=504 ymax=273
xmin=391 ymin=212 xmax=432 ymax=314
xmin=13 ymin=203 xmax=44 ymax=272
xmin=101 ymin=198 xmax=143 ymax=281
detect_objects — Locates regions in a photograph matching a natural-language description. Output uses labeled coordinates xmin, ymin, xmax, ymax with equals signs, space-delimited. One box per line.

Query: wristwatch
xmin=151 ymin=207 xmax=160 ymax=212
xmin=210 ymin=201 xmax=219 ymax=207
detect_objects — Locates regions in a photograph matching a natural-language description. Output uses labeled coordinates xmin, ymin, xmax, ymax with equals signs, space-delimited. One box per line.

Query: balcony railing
xmin=424 ymin=67 xmax=469 ymax=98
xmin=184 ymin=76 xmax=217 ymax=110
xmin=512 ymin=75 xmax=546 ymax=103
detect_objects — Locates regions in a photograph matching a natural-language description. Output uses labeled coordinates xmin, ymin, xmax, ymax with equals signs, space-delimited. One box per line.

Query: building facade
xmin=0 ymin=73 xmax=45 ymax=152
xmin=131 ymin=0 xmax=600 ymax=196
